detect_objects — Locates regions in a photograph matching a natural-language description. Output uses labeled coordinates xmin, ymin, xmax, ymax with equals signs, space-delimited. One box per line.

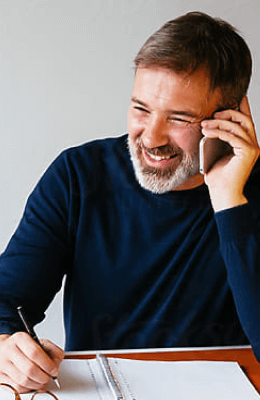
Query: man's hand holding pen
xmin=0 ymin=332 xmax=64 ymax=394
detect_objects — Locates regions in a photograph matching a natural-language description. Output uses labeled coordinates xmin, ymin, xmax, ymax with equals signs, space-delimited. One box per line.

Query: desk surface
xmin=66 ymin=347 xmax=260 ymax=394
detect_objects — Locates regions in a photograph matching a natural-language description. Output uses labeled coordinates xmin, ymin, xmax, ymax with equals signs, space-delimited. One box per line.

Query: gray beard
xmin=128 ymin=136 xmax=200 ymax=194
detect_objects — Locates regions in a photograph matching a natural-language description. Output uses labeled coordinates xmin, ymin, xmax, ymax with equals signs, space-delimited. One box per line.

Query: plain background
xmin=1 ymin=0 xmax=260 ymax=348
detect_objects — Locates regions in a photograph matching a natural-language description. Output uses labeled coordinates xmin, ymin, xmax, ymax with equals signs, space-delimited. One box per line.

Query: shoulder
xmin=44 ymin=134 xmax=132 ymax=194
xmin=45 ymin=134 xmax=128 ymax=174
xmin=63 ymin=134 xmax=128 ymax=156
xmin=24 ymin=134 xmax=131 ymax=220
xmin=57 ymin=134 xmax=129 ymax=169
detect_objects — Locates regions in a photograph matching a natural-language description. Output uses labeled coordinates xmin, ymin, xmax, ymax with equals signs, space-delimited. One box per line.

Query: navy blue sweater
xmin=1 ymin=135 xmax=260 ymax=358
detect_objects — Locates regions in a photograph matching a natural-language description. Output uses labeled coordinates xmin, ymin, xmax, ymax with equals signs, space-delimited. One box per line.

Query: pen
xmin=96 ymin=353 xmax=124 ymax=400
xmin=17 ymin=306 xmax=61 ymax=389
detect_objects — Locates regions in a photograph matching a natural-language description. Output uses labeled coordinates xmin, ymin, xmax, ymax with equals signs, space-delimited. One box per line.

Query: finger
xmin=1 ymin=363 xmax=49 ymax=393
xmin=201 ymin=128 xmax=250 ymax=153
xmin=40 ymin=339 xmax=64 ymax=369
xmin=201 ymin=119 xmax=253 ymax=146
xmin=0 ymin=333 xmax=63 ymax=393
xmin=7 ymin=333 xmax=53 ymax=384
xmin=16 ymin=334 xmax=60 ymax=379
xmin=0 ymin=345 xmax=50 ymax=393
xmin=2 ymin=332 xmax=56 ymax=390
xmin=212 ymin=109 xmax=253 ymax=135
xmin=0 ymin=372 xmax=37 ymax=394
xmin=213 ymin=100 xmax=258 ymax=145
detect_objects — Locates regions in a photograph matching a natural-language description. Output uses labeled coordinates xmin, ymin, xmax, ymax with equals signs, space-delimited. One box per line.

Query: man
xmin=0 ymin=11 xmax=260 ymax=393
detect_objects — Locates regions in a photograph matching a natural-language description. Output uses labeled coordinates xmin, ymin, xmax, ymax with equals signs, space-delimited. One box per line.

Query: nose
xmin=141 ymin=114 xmax=169 ymax=149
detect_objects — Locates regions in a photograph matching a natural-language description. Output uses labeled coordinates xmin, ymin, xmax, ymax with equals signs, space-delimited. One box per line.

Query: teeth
xmin=147 ymin=152 xmax=173 ymax=161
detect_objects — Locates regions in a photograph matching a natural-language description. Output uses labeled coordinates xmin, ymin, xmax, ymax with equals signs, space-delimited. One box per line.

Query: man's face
xmin=127 ymin=67 xmax=221 ymax=193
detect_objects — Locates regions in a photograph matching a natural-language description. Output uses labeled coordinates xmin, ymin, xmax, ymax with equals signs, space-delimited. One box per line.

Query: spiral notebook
xmin=19 ymin=355 xmax=260 ymax=399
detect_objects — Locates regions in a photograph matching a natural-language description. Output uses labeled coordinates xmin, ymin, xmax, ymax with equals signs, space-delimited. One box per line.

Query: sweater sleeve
xmin=0 ymin=151 xmax=74 ymax=335
xmin=215 ymin=204 xmax=260 ymax=360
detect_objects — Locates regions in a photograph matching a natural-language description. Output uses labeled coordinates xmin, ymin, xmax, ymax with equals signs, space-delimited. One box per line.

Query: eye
xmin=167 ymin=116 xmax=192 ymax=126
xmin=134 ymin=106 xmax=149 ymax=113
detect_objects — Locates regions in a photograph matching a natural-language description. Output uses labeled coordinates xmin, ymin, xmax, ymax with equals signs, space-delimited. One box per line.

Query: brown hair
xmin=134 ymin=12 xmax=252 ymax=108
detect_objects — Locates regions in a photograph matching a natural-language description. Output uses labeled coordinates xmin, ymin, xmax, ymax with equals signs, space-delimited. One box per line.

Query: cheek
xmin=127 ymin=112 xmax=143 ymax=139
xmin=170 ymin=125 xmax=202 ymax=152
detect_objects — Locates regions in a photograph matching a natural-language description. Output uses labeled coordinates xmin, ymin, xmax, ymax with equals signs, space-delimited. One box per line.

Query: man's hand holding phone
xmin=200 ymin=96 xmax=260 ymax=212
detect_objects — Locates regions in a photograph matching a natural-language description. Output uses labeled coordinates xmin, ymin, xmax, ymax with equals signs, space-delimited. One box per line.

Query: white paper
xmin=109 ymin=358 xmax=260 ymax=400
xmin=8 ymin=358 xmax=260 ymax=400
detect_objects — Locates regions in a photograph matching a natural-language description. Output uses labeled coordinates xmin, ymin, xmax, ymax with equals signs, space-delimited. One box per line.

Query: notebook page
xmin=9 ymin=358 xmax=260 ymax=400
xmin=15 ymin=359 xmax=114 ymax=400
xmin=109 ymin=358 xmax=260 ymax=400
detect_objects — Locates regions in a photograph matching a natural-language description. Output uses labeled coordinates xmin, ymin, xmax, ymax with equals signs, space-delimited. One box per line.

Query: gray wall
xmin=1 ymin=0 xmax=260 ymax=348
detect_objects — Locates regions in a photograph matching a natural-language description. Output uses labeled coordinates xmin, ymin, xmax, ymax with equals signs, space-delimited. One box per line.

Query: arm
xmin=201 ymin=97 xmax=260 ymax=359
xmin=0 ymin=151 xmax=72 ymax=390
xmin=0 ymin=151 xmax=72 ymax=333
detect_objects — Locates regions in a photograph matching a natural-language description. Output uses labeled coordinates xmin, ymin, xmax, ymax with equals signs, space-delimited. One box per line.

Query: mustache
xmin=138 ymin=138 xmax=181 ymax=157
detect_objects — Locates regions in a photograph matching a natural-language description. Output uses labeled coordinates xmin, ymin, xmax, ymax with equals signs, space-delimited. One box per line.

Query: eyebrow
xmin=131 ymin=97 xmax=200 ymax=119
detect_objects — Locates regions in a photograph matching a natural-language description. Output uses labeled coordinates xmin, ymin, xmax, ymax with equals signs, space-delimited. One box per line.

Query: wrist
xmin=209 ymin=190 xmax=248 ymax=212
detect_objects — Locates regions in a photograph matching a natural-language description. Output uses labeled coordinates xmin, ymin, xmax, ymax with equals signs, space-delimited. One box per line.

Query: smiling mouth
xmin=146 ymin=152 xmax=177 ymax=161
xmin=143 ymin=146 xmax=180 ymax=165
xmin=134 ymin=138 xmax=182 ymax=169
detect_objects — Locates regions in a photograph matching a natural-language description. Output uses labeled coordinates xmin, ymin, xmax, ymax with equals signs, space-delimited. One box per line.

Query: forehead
xmin=132 ymin=67 xmax=221 ymax=117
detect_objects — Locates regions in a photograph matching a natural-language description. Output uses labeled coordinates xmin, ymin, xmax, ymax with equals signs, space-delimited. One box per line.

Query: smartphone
xmin=199 ymin=136 xmax=233 ymax=174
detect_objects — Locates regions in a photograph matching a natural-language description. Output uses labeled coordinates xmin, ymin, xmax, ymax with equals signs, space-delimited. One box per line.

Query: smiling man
xmin=0 ymin=11 xmax=260 ymax=394
xmin=128 ymin=67 xmax=220 ymax=193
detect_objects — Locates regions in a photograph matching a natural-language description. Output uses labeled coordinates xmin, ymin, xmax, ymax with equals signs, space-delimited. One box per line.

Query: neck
xmin=173 ymin=173 xmax=205 ymax=191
